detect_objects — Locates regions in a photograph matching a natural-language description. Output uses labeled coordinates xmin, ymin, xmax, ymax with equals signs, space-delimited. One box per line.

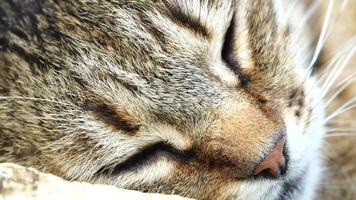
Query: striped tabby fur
xmin=1 ymin=0 xmax=353 ymax=199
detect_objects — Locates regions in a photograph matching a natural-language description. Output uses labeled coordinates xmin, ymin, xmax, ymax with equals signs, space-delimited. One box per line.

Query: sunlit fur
xmin=1 ymin=0 xmax=351 ymax=199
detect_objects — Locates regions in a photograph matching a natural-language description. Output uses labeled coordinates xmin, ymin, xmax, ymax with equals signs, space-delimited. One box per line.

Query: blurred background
xmin=313 ymin=0 xmax=356 ymax=199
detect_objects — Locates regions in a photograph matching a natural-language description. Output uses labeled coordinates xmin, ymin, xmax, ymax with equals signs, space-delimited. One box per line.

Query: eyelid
xmin=149 ymin=124 xmax=193 ymax=151
xmin=221 ymin=16 xmax=251 ymax=86
xmin=95 ymin=142 xmax=194 ymax=176
xmin=221 ymin=15 xmax=238 ymax=74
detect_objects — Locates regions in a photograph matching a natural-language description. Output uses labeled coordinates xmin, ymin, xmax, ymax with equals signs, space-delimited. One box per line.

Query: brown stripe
xmin=162 ymin=2 xmax=210 ymax=38
xmin=221 ymin=13 xmax=252 ymax=86
xmin=83 ymin=100 xmax=140 ymax=134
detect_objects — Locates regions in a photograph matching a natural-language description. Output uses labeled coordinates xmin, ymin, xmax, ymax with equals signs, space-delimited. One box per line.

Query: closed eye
xmin=222 ymin=15 xmax=238 ymax=73
xmin=95 ymin=142 xmax=194 ymax=176
xmin=221 ymin=15 xmax=250 ymax=86
xmin=163 ymin=3 xmax=209 ymax=38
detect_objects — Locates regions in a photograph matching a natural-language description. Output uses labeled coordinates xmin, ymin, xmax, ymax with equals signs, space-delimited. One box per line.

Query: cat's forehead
xmin=100 ymin=0 xmax=296 ymax=72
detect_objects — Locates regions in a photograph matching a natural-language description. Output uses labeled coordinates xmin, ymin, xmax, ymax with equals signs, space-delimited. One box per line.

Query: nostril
xmin=254 ymin=137 xmax=287 ymax=178
xmin=256 ymin=162 xmax=287 ymax=178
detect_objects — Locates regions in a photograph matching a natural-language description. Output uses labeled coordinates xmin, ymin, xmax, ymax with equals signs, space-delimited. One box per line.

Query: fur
xmin=0 ymin=0 xmax=344 ymax=199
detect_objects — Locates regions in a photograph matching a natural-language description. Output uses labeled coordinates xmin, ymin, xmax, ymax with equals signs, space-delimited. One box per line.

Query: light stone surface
xmin=0 ymin=163 xmax=190 ymax=200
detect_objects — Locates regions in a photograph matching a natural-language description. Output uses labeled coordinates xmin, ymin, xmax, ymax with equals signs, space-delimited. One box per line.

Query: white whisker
xmin=307 ymin=0 xmax=334 ymax=72
xmin=320 ymin=45 xmax=355 ymax=98
xmin=324 ymin=96 xmax=356 ymax=123
xmin=0 ymin=96 xmax=76 ymax=107
xmin=324 ymin=75 xmax=356 ymax=108
xmin=327 ymin=128 xmax=356 ymax=133
xmin=34 ymin=116 xmax=85 ymax=122
xmin=335 ymin=71 xmax=356 ymax=88
xmin=305 ymin=41 xmax=354 ymax=100
xmin=324 ymin=133 xmax=356 ymax=138
xmin=311 ymin=56 xmax=343 ymax=101
xmin=317 ymin=39 xmax=356 ymax=83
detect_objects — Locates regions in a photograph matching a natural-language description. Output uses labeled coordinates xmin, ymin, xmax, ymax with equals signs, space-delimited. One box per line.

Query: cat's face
xmin=0 ymin=0 xmax=326 ymax=199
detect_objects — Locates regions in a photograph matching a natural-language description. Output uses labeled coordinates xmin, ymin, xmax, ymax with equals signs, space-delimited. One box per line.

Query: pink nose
xmin=254 ymin=137 xmax=287 ymax=178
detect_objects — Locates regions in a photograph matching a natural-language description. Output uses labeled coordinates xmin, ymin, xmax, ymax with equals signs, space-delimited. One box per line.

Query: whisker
xmin=307 ymin=0 xmax=334 ymax=72
xmin=324 ymin=96 xmax=356 ymax=124
xmin=324 ymin=133 xmax=356 ymax=138
xmin=34 ymin=116 xmax=85 ymax=122
xmin=316 ymin=39 xmax=356 ymax=84
xmin=304 ymin=41 xmax=354 ymax=100
xmin=335 ymin=70 xmax=356 ymax=88
xmin=324 ymin=74 xmax=356 ymax=108
xmin=307 ymin=53 xmax=344 ymax=100
xmin=0 ymin=96 xmax=78 ymax=108
xmin=302 ymin=5 xmax=355 ymax=99
xmin=320 ymin=45 xmax=355 ymax=98
xmin=303 ymin=49 xmax=354 ymax=122
xmin=327 ymin=128 xmax=356 ymax=133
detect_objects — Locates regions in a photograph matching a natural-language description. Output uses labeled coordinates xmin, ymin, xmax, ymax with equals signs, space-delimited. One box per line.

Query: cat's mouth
xmin=275 ymin=165 xmax=307 ymax=200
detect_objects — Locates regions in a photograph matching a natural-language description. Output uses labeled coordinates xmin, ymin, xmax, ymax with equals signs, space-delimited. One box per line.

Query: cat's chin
xmin=235 ymin=128 xmax=324 ymax=200
xmin=279 ymin=157 xmax=322 ymax=200
xmin=277 ymin=164 xmax=319 ymax=200
xmin=235 ymin=161 xmax=321 ymax=200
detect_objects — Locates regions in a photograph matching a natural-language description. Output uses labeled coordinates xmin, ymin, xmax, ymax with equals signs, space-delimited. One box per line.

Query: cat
xmin=0 ymin=0 xmax=345 ymax=199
